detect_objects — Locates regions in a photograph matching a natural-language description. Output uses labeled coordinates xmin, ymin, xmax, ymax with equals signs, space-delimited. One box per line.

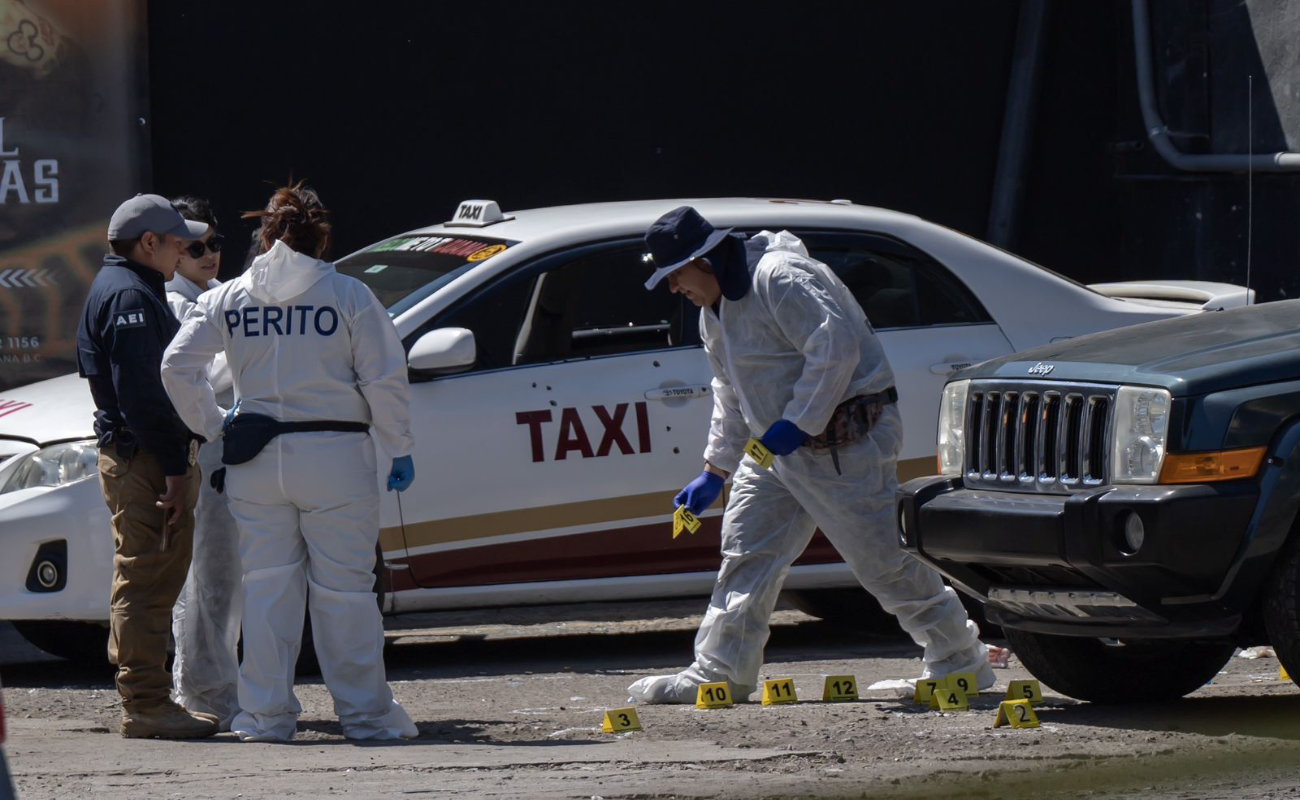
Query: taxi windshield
xmin=336 ymin=234 xmax=515 ymax=316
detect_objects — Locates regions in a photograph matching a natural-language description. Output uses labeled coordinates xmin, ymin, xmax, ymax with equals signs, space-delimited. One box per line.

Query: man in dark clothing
xmin=76 ymin=193 xmax=217 ymax=739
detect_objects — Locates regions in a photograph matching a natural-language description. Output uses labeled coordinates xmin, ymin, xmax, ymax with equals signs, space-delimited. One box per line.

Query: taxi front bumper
xmin=896 ymin=476 xmax=1259 ymax=638
xmin=0 ymin=477 xmax=111 ymax=622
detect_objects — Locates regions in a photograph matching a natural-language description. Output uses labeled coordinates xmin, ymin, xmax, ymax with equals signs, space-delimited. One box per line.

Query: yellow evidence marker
xmin=913 ymin=677 xmax=944 ymax=706
xmin=822 ymin=675 xmax=859 ymax=702
xmin=947 ymin=671 xmax=979 ymax=698
xmin=928 ymin=680 xmax=970 ymax=712
xmin=696 ymin=682 xmax=734 ymax=709
xmin=1282 ymin=664 xmax=1291 ymax=682
xmin=672 ymin=506 xmax=701 ymax=539
xmin=744 ymin=437 xmax=775 ymax=470
xmin=993 ymin=699 xmax=1040 ymax=729
xmin=761 ymin=678 xmax=798 ymax=705
xmin=601 ymin=707 xmax=642 ymax=733
xmin=1005 ymin=679 xmax=1044 ymax=706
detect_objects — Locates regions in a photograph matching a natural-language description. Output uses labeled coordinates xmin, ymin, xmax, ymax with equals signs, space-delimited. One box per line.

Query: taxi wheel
xmin=293 ymin=543 xmax=388 ymax=675
xmin=12 ymin=621 xmax=110 ymax=666
xmin=783 ymin=589 xmax=901 ymax=633
xmin=783 ymin=587 xmax=1000 ymax=637
xmin=1263 ymin=530 xmax=1300 ymax=686
xmin=1003 ymin=627 xmax=1235 ymax=703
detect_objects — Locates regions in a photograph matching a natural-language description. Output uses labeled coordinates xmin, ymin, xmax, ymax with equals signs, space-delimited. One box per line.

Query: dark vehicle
xmin=897 ymin=300 xmax=1300 ymax=703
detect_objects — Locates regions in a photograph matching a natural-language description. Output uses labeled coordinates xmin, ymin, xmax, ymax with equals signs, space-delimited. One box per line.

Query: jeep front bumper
xmin=896 ymin=476 xmax=1259 ymax=638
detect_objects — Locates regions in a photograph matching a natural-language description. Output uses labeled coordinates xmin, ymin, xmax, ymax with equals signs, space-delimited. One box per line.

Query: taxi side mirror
xmin=408 ymin=327 xmax=476 ymax=373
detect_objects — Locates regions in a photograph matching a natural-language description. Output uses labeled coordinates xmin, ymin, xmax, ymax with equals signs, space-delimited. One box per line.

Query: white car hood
xmin=0 ymin=373 xmax=96 ymax=446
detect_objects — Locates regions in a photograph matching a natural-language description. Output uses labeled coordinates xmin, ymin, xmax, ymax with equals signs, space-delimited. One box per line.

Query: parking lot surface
xmin=3 ymin=603 xmax=1299 ymax=799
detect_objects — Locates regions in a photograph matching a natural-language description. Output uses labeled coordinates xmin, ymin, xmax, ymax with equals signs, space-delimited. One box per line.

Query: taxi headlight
xmin=937 ymin=379 xmax=970 ymax=477
xmin=1110 ymin=387 xmax=1171 ymax=484
xmin=0 ymin=441 xmax=99 ymax=495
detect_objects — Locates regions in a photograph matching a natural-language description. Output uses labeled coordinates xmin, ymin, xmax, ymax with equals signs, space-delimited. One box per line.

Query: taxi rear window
xmin=336 ymin=234 xmax=515 ymax=316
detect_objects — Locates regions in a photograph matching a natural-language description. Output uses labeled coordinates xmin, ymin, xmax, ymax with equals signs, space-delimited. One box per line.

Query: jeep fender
xmin=1171 ymin=419 xmax=1300 ymax=611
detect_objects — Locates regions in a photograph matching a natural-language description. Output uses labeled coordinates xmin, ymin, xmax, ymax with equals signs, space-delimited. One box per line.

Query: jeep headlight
xmin=0 ymin=441 xmax=99 ymax=495
xmin=1110 ymin=387 xmax=1171 ymax=484
xmin=937 ymin=379 xmax=970 ymax=476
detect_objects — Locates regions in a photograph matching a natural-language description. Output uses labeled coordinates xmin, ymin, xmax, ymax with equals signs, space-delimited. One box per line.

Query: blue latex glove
xmin=674 ymin=470 xmax=724 ymax=516
xmin=760 ymin=419 xmax=807 ymax=456
xmin=222 ymin=400 xmax=241 ymax=434
xmin=387 ymin=455 xmax=415 ymax=492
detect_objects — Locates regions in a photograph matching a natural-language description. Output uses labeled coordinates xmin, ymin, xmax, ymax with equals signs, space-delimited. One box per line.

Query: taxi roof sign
xmin=447 ymin=199 xmax=513 ymax=228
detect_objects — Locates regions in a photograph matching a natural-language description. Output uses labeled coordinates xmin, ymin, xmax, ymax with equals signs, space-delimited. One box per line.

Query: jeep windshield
xmin=336 ymin=234 xmax=516 ymax=316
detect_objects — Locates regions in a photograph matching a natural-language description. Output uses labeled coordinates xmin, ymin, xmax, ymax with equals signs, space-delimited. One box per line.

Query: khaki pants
xmin=98 ymin=444 xmax=200 ymax=709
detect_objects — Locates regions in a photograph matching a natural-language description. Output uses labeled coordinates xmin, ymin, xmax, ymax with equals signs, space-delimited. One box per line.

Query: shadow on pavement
xmin=291 ymin=718 xmax=606 ymax=747
xmin=380 ymin=618 xmax=921 ymax=681
xmin=1035 ymin=693 xmax=1300 ymax=741
xmin=0 ymin=616 xmax=921 ymax=688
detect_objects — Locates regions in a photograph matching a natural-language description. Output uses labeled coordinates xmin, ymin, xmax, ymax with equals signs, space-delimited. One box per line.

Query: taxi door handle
xmin=930 ymin=361 xmax=974 ymax=376
xmin=645 ymin=385 xmax=712 ymax=401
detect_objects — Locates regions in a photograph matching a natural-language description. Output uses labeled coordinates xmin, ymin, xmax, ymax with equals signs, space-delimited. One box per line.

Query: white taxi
xmin=0 ymin=198 xmax=1249 ymax=659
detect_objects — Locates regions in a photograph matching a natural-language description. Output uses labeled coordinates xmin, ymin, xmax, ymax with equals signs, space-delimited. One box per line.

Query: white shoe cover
xmin=232 ymin=710 xmax=298 ymax=743
xmin=627 ymin=667 xmax=754 ymax=704
xmin=342 ymin=699 xmax=419 ymax=740
xmin=236 ymin=730 xmax=293 ymax=743
xmin=920 ymin=641 xmax=998 ymax=690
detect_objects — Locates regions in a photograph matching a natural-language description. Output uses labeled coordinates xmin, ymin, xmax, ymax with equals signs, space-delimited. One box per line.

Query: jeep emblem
xmin=1028 ymin=362 xmax=1055 ymax=376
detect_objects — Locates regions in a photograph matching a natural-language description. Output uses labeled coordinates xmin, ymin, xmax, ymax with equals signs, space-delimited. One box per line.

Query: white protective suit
xmin=165 ymin=274 xmax=241 ymax=729
xmin=628 ymin=231 xmax=990 ymax=703
xmin=161 ymin=240 xmax=418 ymax=741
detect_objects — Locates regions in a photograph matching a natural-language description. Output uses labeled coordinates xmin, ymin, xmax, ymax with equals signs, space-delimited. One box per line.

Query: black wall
xmin=147 ymin=1 xmax=1300 ymax=299
xmin=146 ymin=1 xmax=1018 ymax=273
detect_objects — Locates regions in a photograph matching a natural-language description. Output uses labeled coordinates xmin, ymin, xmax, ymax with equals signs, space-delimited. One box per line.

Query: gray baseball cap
xmin=107 ymin=193 xmax=208 ymax=241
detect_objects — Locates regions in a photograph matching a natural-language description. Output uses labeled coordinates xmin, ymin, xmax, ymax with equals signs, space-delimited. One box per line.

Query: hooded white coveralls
xmin=165 ymin=274 xmax=241 ymax=729
xmin=628 ymin=231 xmax=989 ymax=704
xmin=161 ymin=240 xmax=417 ymax=740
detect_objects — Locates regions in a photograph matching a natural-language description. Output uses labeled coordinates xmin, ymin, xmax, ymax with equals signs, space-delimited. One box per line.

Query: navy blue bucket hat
xmin=643 ymin=206 xmax=735 ymax=290
xmin=644 ymin=206 xmax=751 ymax=301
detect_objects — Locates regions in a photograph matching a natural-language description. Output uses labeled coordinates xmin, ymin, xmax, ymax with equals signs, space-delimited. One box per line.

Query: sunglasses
xmin=184 ymin=234 xmax=224 ymax=259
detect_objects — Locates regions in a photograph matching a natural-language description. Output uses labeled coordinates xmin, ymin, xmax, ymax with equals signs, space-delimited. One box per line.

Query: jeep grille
xmin=965 ymin=381 xmax=1115 ymax=494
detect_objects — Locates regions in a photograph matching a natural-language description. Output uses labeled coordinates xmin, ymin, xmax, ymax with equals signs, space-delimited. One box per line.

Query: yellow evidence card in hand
xmin=674 ymin=505 xmax=701 ymax=536
xmin=744 ymin=437 xmax=775 ymax=469
xmin=696 ymin=682 xmax=734 ymax=709
xmin=822 ymin=675 xmax=858 ymax=702
xmin=601 ymin=707 xmax=642 ymax=733
xmin=761 ymin=678 xmax=797 ymax=705
xmin=1005 ymin=679 xmax=1044 ymax=706
xmin=993 ymin=699 xmax=1040 ymax=728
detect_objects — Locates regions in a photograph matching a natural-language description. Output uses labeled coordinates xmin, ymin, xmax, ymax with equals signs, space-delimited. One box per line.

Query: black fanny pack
xmin=222 ymin=413 xmax=370 ymax=465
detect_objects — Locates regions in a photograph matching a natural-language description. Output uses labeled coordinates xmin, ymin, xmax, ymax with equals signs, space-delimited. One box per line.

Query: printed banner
xmin=0 ymin=0 xmax=148 ymax=390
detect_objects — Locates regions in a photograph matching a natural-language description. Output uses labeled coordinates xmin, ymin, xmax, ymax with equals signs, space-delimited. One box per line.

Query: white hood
xmin=246 ymin=240 xmax=335 ymax=304
xmin=0 ymin=373 xmax=96 ymax=445
xmin=745 ymin=229 xmax=811 ymax=261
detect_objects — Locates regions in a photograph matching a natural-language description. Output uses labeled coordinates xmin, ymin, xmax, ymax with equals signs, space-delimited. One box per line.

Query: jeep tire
xmin=1264 ymin=531 xmax=1300 ymax=686
xmin=1003 ymin=628 xmax=1234 ymax=703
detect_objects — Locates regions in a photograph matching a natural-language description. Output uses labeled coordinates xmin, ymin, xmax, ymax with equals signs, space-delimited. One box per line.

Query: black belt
xmin=269 ymin=420 xmax=371 ymax=435
xmin=210 ymin=414 xmax=369 ymax=494
xmin=222 ymin=414 xmax=368 ymax=465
